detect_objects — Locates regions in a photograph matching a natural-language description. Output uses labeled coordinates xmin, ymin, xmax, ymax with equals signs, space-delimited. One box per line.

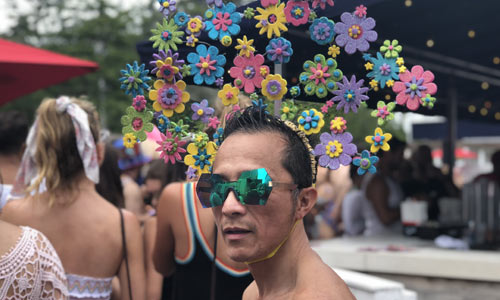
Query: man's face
xmin=211 ymin=131 xmax=297 ymax=262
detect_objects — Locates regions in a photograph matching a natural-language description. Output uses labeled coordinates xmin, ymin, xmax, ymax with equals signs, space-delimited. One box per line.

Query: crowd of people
xmin=0 ymin=97 xmax=356 ymax=299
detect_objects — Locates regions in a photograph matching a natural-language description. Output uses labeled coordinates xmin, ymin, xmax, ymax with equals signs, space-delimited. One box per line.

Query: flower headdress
xmin=119 ymin=0 xmax=439 ymax=180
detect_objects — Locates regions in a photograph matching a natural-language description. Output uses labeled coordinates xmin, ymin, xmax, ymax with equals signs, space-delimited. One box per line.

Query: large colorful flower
xmin=299 ymin=54 xmax=343 ymax=98
xmin=365 ymin=127 xmax=392 ymax=153
xmin=187 ymin=44 xmax=226 ymax=85
xmin=254 ymin=3 xmax=288 ymax=39
xmin=314 ymin=131 xmax=357 ymax=170
xmin=265 ymin=37 xmax=293 ymax=64
xmin=150 ymin=50 xmax=185 ymax=83
xmin=380 ymin=40 xmax=402 ymax=58
xmin=366 ymin=52 xmax=399 ymax=89
xmin=330 ymin=116 xmax=347 ymax=134
xmin=119 ymin=61 xmax=151 ymax=97
xmin=235 ymin=35 xmax=255 ymax=58
xmin=158 ymin=0 xmax=176 ymax=17
xmin=153 ymin=57 xmax=179 ymax=82
xmin=281 ymin=100 xmax=299 ymax=121
xmin=261 ymin=74 xmax=287 ymax=101
xmin=149 ymin=79 xmax=190 ymax=117
xmin=284 ymin=1 xmax=310 ymax=26
xmin=334 ymin=12 xmax=377 ymax=54
xmin=331 ymin=75 xmax=369 ymax=113
xmin=121 ymin=106 xmax=154 ymax=142
xmin=229 ymin=53 xmax=269 ymax=94
xmin=184 ymin=142 xmax=217 ymax=176
xmin=297 ymin=108 xmax=325 ymax=135
xmin=371 ymin=101 xmax=395 ymax=126
xmin=132 ymin=95 xmax=147 ymax=112
xmin=204 ymin=2 xmax=241 ymax=41
xmin=309 ymin=17 xmax=336 ymax=45
xmin=191 ymin=99 xmax=215 ymax=123
xmin=186 ymin=16 xmax=205 ymax=37
xmin=156 ymin=130 xmax=187 ymax=164
xmin=392 ymin=65 xmax=437 ymax=111
xmin=218 ymin=84 xmax=239 ymax=106
xmin=312 ymin=0 xmax=334 ymax=10
xmin=150 ymin=18 xmax=184 ymax=52
xmin=353 ymin=150 xmax=379 ymax=175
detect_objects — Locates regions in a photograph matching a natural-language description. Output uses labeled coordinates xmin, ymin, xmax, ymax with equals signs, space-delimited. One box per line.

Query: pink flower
xmin=326 ymin=99 xmax=334 ymax=108
xmin=312 ymin=0 xmax=334 ymax=10
xmin=284 ymin=1 xmax=310 ymax=27
xmin=208 ymin=116 xmax=220 ymax=129
xmin=355 ymin=5 xmax=367 ymax=18
xmin=132 ymin=95 xmax=147 ymax=112
xmin=392 ymin=65 xmax=437 ymax=111
xmin=229 ymin=53 xmax=269 ymax=94
xmin=321 ymin=105 xmax=329 ymax=113
xmin=155 ymin=130 xmax=187 ymax=164
xmin=260 ymin=0 xmax=278 ymax=8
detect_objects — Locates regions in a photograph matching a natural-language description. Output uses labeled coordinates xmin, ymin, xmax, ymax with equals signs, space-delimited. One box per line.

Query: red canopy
xmin=0 ymin=38 xmax=99 ymax=105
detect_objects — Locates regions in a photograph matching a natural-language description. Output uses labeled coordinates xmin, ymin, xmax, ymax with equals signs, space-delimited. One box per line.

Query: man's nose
xmin=221 ymin=188 xmax=246 ymax=216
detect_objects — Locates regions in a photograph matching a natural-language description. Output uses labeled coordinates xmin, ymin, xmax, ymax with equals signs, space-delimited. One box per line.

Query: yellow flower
xmin=396 ymin=57 xmax=405 ymax=66
xmin=184 ymin=141 xmax=217 ymax=176
xmin=399 ymin=65 xmax=407 ymax=73
xmin=123 ymin=133 xmax=137 ymax=148
xmin=364 ymin=62 xmax=374 ymax=70
xmin=365 ymin=127 xmax=392 ymax=153
xmin=235 ymin=35 xmax=255 ymax=57
xmin=187 ymin=17 xmax=203 ymax=34
xmin=218 ymin=84 xmax=240 ymax=106
xmin=186 ymin=35 xmax=198 ymax=47
xmin=386 ymin=79 xmax=395 ymax=87
xmin=221 ymin=35 xmax=232 ymax=47
xmin=369 ymin=79 xmax=378 ymax=89
xmin=254 ymin=3 xmax=288 ymax=39
xmin=260 ymin=66 xmax=269 ymax=77
xmin=155 ymin=57 xmax=179 ymax=81
xmin=297 ymin=108 xmax=324 ymax=135
xmin=261 ymin=74 xmax=287 ymax=101
xmin=328 ymin=45 xmax=340 ymax=58
xmin=149 ymin=79 xmax=190 ymax=117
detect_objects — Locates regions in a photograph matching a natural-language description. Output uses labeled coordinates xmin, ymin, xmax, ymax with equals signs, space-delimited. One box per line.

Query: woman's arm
xmin=144 ymin=217 xmax=164 ymax=300
xmin=118 ymin=210 xmax=146 ymax=300
xmin=365 ymin=175 xmax=400 ymax=225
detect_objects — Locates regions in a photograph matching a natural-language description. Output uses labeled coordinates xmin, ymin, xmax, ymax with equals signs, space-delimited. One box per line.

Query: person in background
xmin=342 ymin=166 xmax=366 ymax=236
xmin=143 ymin=159 xmax=187 ymax=300
xmin=0 ymin=110 xmax=29 ymax=212
xmin=1 ymin=97 xmax=146 ymax=300
xmin=96 ymin=143 xmax=125 ymax=208
xmin=474 ymin=149 xmax=500 ymax=186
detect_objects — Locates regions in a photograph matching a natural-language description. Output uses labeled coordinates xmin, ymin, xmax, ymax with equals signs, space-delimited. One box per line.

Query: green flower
xmin=244 ymin=7 xmax=255 ymax=19
xmin=150 ymin=18 xmax=184 ymax=52
xmin=421 ymin=94 xmax=437 ymax=109
xmin=299 ymin=54 xmax=343 ymax=98
xmin=309 ymin=11 xmax=317 ymax=22
xmin=121 ymin=106 xmax=154 ymax=142
xmin=290 ymin=86 xmax=301 ymax=97
xmin=249 ymin=93 xmax=259 ymax=101
xmin=181 ymin=64 xmax=191 ymax=77
xmin=169 ymin=119 xmax=189 ymax=138
xmin=281 ymin=100 xmax=299 ymax=121
xmin=370 ymin=101 xmax=395 ymax=126
xmin=194 ymin=132 xmax=209 ymax=148
xmin=380 ymin=40 xmax=402 ymax=59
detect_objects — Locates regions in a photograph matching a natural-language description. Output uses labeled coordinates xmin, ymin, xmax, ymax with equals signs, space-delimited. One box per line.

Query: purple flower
xmin=186 ymin=166 xmax=198 ymax=180
xmin=334 ymin=12 xmax=377 ymax=54
xmin=158 ymin=0 xmax=176 ymax=17
xmin=206 ymin=0 xmax=223 ymax=7
xmin=150 ymin=50 xmax=185 ymax=82
xmin=314 ymin=132 xmax=357 ymax=170
xmin=265 ymin=37 xmax=293 ymax=64
xmin=215 ymin=77 xmax=224 ymax=88
xmin=331 ymin=75 xmax=369 ymax=113
xmin=191 ymin=99 xmax=215 ymax=123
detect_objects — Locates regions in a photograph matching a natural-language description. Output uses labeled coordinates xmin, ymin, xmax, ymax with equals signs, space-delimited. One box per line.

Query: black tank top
xmin=163 ymin=182 xmax=253 ymax=300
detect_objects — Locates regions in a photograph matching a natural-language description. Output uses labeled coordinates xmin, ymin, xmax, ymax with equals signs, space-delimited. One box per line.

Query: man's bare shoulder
xmin=296 ymin=253 xmax=355 ymax=300
xmin=242 ymin=281 xmax=258 ymax=300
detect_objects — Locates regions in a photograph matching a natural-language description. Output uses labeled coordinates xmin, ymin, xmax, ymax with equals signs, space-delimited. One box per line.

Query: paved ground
xmin=368 ymin=273 xmax=500 ymax=300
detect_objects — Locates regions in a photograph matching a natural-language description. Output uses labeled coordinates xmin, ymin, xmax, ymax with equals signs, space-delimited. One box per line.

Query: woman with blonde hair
xmin=1 ymin=96 xmax=146 ymax=300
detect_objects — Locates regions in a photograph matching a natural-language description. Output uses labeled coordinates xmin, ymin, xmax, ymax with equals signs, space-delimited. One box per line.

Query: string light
xmin=468 ymin=105 xmax=476 ymax=113
xmin=493 ymin=57 xmax=500 ymax=65
xmin=468 ymin=30 xmax=476 ymax=38
xmin=481 ymin=82 xmax=490 ymax=90
xmin=480 ymin=108 xmax=488 ymax=116
xmin=484 ymin=101 xmax=492 ymax=109
xmin=385 ymin=94 xmax=391 ymax=100
xmin=495 ymin=112 xmax=500 ymax=120
xmin=426 ymin=39 xmax=434 ymax=48
xmin=405 ymin=0 xmax=412 ymax=7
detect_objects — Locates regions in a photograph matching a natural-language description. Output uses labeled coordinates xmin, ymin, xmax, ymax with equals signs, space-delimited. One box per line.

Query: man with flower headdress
xmin=199 ymin=106 xmax=354 ymax=299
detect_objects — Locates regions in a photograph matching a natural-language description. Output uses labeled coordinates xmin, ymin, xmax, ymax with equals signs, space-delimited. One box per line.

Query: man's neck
xmin=247 ymin=221 xmax=311 ymax=299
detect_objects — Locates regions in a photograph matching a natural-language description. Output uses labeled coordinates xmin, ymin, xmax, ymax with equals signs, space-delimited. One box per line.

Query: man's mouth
xmin=223 ymin=227 xmax=252 ymax=240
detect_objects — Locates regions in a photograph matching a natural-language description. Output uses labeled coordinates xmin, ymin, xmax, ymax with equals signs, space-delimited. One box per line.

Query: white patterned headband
xmin=13 ymin=96 xmax=99 ymax=196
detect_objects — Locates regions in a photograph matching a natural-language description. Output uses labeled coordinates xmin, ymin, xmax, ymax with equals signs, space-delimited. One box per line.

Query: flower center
xmin=315 ymin=70 xmax=324 ymax=78
xmin=163 ymin=1 xmax=170 ymax=8
xmin=372 ymin=134 xmax=385 ymax=146
xmin=360 ymin=158 xmax=371 ymax=169
xmin=283 ymin=106 xmax=290 ymax=113
xmin=243 ymin=66 xmax=256 ymax=79
xmin=379 ymin=63 xmax=392 ymax=76
xmin=161 ymin=31 xmax=171 ymax=41
xmin=388 ymin=45 xmax=394 ymax=50
xmin=267 ymin=80 xmax=282 ymax=95
xmin=159 ymin=86 xmax=180 ymax=109
xmin=132 ymin=117 xmax=143 ymax=131
xmin=348 ymin=25 xmax=363 ymax=39
xmin=326 ymin=140 xmax=343 ymax=158
xmin=344 ymin=90 xmax=355 ymax=102
xmin=268 ymin=14 xmax=277 ymax=24
xmin=410 ymin=83 xmax=418 ymax=91
xmin=293 ymin=6 xmax=304 ymax=18
xmin=197 ymin=109 xmax=204 ymax=116
xmin=225 ymin=91 xmax=234 ymax=99
xmin=275 ymin=47 xmax=283 ymax=55
xmin=128 ymin=76 xmax=135 ymax=83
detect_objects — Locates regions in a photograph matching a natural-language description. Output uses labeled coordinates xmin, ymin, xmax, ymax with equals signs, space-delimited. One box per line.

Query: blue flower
xmin=156 ymin=115 xmax=170 ymax=133
xmin=366 ymin=52 xmax=399 ymax=88
xmin=251 ymin=98 xmax=269 ymax=113
xmin=193 ymin=148 xmax=212 ymax=169
xmin=187 ymin=44 xmax=226 ymax=85
xmin=213 ymin=127 xmax=224 ymax=146
xmin=119 ymin=61 xmax=151 ymax=97
xmin=353 ymin=150 xmax=379 ymax=175
xmin=174 ymin=12 xmax=189 ymax=27
xmin=309 ymin=17 xmax=335 ymax=45
xmin=204 ymin=2 xmax=241 ymax=41
xmin=265 ymin=37 xmax=293 ymax=64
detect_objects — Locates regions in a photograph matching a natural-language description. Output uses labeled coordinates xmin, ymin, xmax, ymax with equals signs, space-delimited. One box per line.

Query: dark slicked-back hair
xmin=222 ymin=106 xmax=314 ymax=189
xmin=0 ymin=110 xmax=29 ymax=155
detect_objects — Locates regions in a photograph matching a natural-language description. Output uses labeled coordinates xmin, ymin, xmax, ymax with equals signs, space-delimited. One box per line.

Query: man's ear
xmin=294 ymin=187 xmax=317 ymax=220
xmin=97 ymin=142 xmax=106 ymax=167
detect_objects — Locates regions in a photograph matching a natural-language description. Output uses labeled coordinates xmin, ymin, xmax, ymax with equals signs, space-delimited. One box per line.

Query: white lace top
xmin=0 ymin=226 xmax=69 ymax=299
xmin=66 ymin=273 xmax=113 ymax=300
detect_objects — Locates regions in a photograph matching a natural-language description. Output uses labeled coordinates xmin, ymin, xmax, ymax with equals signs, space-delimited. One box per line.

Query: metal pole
xmin=274 ymin=63 xmax=282 ymax=117
xmin=444 ymin=79 xmax=458 ymax=176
